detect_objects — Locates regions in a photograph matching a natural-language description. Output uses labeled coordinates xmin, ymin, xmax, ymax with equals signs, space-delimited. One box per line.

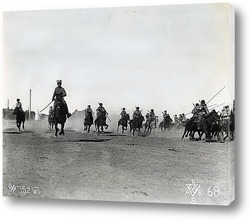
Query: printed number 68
xmin=207 ymin=186 xmax=220 ymax=197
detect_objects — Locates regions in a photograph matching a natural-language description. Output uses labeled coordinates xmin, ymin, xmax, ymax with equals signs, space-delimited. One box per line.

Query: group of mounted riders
xmin=13 ymin=80 xmax=235 ymax=141
xmin=182 ymin=99 xmax=235 ymax=142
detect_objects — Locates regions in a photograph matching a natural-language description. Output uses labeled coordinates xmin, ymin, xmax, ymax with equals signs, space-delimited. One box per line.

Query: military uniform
xmin=197 ymin=100 xmax=209 ymax=129
xmin=133 ymin=107 xmax=142 ymax=119
xmin=96 ymin=103 xmax=108 ymax=117
xmin=85 ymin=106 xmax=93 ymax=116
xmin=163 ymin=111 xmax=168 ymax=119
xmin=52 ymin=80 xmax=71 ymax=118
xmin=120 ymin=109 xmax=127 ymax=118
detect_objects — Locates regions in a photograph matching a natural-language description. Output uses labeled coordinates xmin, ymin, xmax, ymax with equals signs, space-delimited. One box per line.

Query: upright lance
xmin=206 ymin=86 xmax=226 ymax=105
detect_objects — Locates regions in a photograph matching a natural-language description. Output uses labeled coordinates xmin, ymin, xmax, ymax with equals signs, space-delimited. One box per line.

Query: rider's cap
xmin=136 ymin=107 xmax=139 ymax=109
xmin=99 ymin=103 xmax=103 ymax=105
xmin=57 ymin=80 xmax=62 ymax=84
xmin=201 ymin=100 xmax=205 ymax=104
xmin=123 ymin=108 xmax=125 ymax=110
xmin=151 ymin=109 xmax=154 ymax=112
xmin=88 ymin=105 xmax=91 ymax=107
xmin=164 ymin=110 xmax=167 ymax=112
xmin=17 ymin=98 xmax=20 ymax=101
xmin=196 ymin=103 xmax=199 ymax=106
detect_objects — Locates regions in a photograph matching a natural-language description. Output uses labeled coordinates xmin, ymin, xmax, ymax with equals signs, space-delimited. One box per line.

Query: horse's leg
xmin=22 ymin=121 xmax=25 ymax=130
xmin=59 ymin=123 xmax=65 ymax=136
xmin=181 ymin=129 xmax=187 ymax=139
xmin=87 ymin=125 xmax=90 ymax=133
xmin=55 ymin=123 xmax=58 ymax=137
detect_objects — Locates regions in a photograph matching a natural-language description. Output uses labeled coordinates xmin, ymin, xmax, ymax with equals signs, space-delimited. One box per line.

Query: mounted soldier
xmin=133 ymin=107 xmax=142 ymax=119
xmin=84 ymin=105 xmax=94 ymax=132
xmin=120 ymin=108 xmax=127 ymax=119
xmin=149 ymin=109 xmax=156 ymax=121
xmin=96 ymin=103 xmax=108 ymax=117
xmin=197 ymin=100 xmax=209 ymax=130
xmin=191 ymin=103 xmax=200 ymax=119
xmin=95 ymin=103 xmax=109 ymax=132
xmin=52 ymin=80 xmax=71 ymax=118
xmin=163 ymin=110 xmax=168 ymax=120
xmin=220 ymin=105 xmax=230 ymax=124
xmin=14 ymin=98 xmax=24 ymax=115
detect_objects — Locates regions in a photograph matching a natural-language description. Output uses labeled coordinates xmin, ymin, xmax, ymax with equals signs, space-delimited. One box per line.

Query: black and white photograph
xmin=2 ymin=3 xmax=235 ymax=206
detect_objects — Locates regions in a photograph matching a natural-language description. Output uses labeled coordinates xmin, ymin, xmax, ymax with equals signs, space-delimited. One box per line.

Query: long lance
xmin=206 ymin=86 xmax=226 ymax=105
xmin=40 ymin=100 xmax=53 ymax=112
xmin=208 ymin=103 xmax=225 ymax=111
xmin=208 ymin=104 xmax=217 ymax=108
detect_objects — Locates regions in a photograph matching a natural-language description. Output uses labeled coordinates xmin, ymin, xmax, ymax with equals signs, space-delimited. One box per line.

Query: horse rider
xmin=163 ymin=110 xmax=168 ymax=120
xmin=84 ymin=105 xmax=94 ymax=127
xmin=85 ymin=105 xmax=93 ymax=116
xmin=191 ymin=103 xmax=200 ymax=120
xmin=15 ymin=98 xmax=24 ymax=112
xmin=174 ymin=114 xmax=178 ymax=124
xmin=181 ymin=113 xmax=187 ymax=122
xmin=197 ymin=99 xmax=209 ymax=129
xmin=133 ymin=107 xmax=142 ymax=119
xmin=149 ymin=109 xmax=156 ymax=121
xmin=120 ymin=108 xmax=127 ymax=119
xmin=96 ymin=103 xmax=108 ymax=118
xmin=220 ymin=105 xmax=230 ymax=124
xmin=52 ymin=80 xmax=71 ymax=118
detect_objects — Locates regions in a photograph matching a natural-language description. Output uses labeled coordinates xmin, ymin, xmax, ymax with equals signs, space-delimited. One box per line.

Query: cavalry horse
xmin=144 ymin=117 xmax=157 ymax=134
xmin=159 ymin=116 xmax=173 ymax=132
xmin=182 ymin=111 xmax=221 ymax=142
xmin=84 ymin=113 xmax=93 ymax=133
xmin=13 ymin=108 xmax=25 ymax=131
xmin=129 ymin=115 xmax=144 ymax=136
xmin=54 ymin=99 xmax=67 ymax=137
xmin=117 ymin=114 xmax=130 ymax=133
xmin=95 ymin=112 xmax=108 ymax=133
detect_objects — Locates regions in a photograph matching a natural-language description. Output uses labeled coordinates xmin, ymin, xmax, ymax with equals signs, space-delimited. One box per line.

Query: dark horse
xmin=182 ymin=111 xmax=221 ymax=142
xmin=54 ymin=99 xmax=67 ymax=137
xmin=159 ymin=116 xmax=173 ymax=132
xmin=129 ymin=116 xmax=145 ymax=136
xmin=95 ymin=112 xmax=108 ymax=133
xmin=117 ymin=114 xmax=130 ymax=133
xmin=84 ymin=113 xmax=93 ymax=133
xmin=13 ymin=108 xmax=25 ymax=131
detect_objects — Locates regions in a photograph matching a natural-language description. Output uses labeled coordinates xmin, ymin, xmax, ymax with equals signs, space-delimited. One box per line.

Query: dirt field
xmin=2 ymin=118 xmax=235 ymax=205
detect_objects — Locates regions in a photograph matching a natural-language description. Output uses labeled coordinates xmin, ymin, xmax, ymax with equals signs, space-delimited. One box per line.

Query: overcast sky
xmin=2 ymin=3 xmax=234 ymax=117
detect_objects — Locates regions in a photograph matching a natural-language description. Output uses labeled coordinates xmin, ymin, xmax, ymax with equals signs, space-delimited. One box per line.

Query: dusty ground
xmin=2 ymin=119 xmax=235 ymax=205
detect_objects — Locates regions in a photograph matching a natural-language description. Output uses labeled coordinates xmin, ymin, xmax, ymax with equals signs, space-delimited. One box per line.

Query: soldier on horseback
xmin=163 ymin=110 xmax=168 ymax=119
xmin=120 ymin=108 xmax=127 ymax=119
xmin=52 ymin=80 xmax=71 ymax=118
xmin=85 ymin=105 xmax=93 ymax=116
xmin=15 ymin=98 xmax=24 ymax=113
xmin=96 ymin=103 xmax=108 ymax=117
xmin=220 ymin=105 xmax=230 ymax=124
xmin=133 ymin=107 xmax=142 ymax=119
xmin=149 ymin=109 xmax=157 ymax=127
xmin=84 ymin=105 xmax=94 ymax=131
xmin=197 ymin=100 xmax=209 ymax=129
